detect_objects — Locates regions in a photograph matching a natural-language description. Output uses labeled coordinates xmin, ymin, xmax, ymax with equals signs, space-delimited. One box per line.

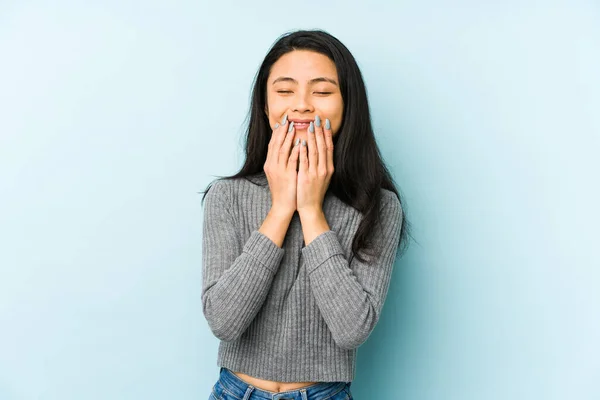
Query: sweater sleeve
xmin=301 ymin=193 xmax=403 ymax=350
xmin=201 ymin=180 xmax=285 ymax=342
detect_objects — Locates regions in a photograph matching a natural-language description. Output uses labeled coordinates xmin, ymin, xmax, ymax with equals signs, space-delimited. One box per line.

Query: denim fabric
xmin=209 ymin=368 xmax=353 ymax=400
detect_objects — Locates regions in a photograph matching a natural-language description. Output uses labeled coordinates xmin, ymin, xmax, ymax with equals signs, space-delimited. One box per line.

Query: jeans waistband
xmin=218 ymin=367 xmax=349 ymax=400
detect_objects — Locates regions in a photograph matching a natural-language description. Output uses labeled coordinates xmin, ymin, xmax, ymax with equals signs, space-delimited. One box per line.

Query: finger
xmin=268 ymin=115 xmax=288 ymax=164
xmin=266 ymin=122 xmax=279 ymax=164
xmin=323 ymin=118 xmax=334 ymax=174
xmin=313 ymin=116 xmax=327 ymax=175
xmin=287 ymin=138 xmax=301 ymax=171
xmin=307 ymin=120 xmax=318 ymax=174
xmin=279 ymin=121 xmax=295 ymax=165
xmin=299 ymin=139 xmax=308 ymax=173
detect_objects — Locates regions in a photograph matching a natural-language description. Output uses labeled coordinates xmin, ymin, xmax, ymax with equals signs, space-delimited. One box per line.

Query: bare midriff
xmin=232 ymin=371 xmax=317 ymax=393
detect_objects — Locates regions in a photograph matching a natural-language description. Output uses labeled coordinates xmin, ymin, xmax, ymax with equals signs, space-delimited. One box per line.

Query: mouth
xmin=289 ymin=119 xmax=313 ymax=131
xmin=292 ymin=122 xmax=310 ymax=130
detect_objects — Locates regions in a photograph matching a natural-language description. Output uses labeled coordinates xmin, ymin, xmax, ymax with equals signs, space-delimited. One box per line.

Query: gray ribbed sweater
xmin=201 ymin=172 xmax=403 ymax=382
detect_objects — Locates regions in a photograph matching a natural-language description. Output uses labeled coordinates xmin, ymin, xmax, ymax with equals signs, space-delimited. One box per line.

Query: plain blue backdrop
xmin=0 ymin=1 xmax=598 ymax=399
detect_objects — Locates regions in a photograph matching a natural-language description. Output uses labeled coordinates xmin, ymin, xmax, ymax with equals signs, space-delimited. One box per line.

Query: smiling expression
xmin=265 ymin=50 xmax=344 ymax=142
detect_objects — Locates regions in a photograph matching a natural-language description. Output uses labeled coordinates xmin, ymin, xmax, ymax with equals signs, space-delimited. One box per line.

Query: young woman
xmin=201 ymin=29 xmax=411 ymax=400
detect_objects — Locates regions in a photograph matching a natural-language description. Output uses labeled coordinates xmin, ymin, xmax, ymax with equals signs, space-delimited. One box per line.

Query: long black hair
xmin=201 ymin=29 xmax=412 ymax=262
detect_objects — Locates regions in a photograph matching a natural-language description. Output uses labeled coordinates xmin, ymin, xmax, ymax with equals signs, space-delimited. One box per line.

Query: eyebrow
xmin=271 ymin=76 xmax=339 ymax=86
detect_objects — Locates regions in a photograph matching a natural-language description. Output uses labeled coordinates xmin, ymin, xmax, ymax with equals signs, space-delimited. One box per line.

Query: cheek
xmin=331 ymin=105 xmax=344 ymax=132
xmin=319 ymin=101 xmax=342 ymax=122
xmin=267 ymin=94 xmax=286 ymax=110
xmin=267 ymin=101 xmax=287 ymax=121
xmin=329 ymin=98 xmax=343 ymax=122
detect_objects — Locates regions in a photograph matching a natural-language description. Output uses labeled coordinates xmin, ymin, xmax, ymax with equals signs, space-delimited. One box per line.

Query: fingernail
xmin=288 ymin=121 xmax=294 ymax=133
xmin=274 ymin=123 xmax=280 ymax=129
xmin=325 ymin=118 xmax=331 ymax=130
xmin=309 ymin=121 xmax=314 ymax=133
xmin=295 ymin=138 xmax=300 ymax=146
xmin=281 ymin=114 xmax=288 ymax=124
xmin=301 ymin=139 xmax=307 ymax=146
xmin=315 ymin=115 xmax=321 ymax=127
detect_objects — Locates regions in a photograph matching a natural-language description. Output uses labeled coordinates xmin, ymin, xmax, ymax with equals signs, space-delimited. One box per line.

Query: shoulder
xmin=380 ymin=188 xmax=400 ymax=207
xmin=206 ymin=173 xmax=258 ymax=193
xmin=206 ymin=178 xmax=230 ymax=197
xmin=205 ymin=174 xmax=268 ymax=206
xmin=379 ymin=188 xmax=403 ymax=220
xmin=203 ymin=178 xmax=237 ymax=210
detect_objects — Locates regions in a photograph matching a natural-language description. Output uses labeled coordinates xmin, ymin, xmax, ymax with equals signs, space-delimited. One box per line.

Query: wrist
xmin=297 ymin=207 xmax=324 ymax=220
xmin=270 ymin=205 xmax=295 ymax=219
xmin=298 ymin=207 xmax=330 ymax=246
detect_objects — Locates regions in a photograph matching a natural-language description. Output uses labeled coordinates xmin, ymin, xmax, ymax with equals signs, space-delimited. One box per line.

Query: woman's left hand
xmin=297 ymin=116 xmax=334 ymax=215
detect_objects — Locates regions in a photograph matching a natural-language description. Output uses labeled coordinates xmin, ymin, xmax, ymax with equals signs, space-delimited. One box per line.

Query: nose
xmin=292 ymin=90 xmax=314 ymax=113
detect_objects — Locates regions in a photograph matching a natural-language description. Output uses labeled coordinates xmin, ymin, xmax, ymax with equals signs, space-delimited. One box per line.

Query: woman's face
xmin=265 ymin=50 xmax=344 ymax=143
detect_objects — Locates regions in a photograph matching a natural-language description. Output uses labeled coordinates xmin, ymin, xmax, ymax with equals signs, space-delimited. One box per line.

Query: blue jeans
xmin=209 ymin=367 xmax=353 ymax=400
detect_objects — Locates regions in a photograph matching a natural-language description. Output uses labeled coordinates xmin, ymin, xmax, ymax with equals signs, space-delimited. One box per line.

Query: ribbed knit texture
xmin=201 ymin=172 xmax=403 ymax=383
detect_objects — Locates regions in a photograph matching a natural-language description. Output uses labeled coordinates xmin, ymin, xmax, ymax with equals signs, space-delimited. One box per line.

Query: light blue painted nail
xmin=274 ymin=123 xmax=280 ymax=129
xmin=295 ymin=138 xmax=300 ymax=146
xmin=302 ymin=139 xmax=307 ymax=146
xmin=309 ymin=121 xmax=314 ymax=133
xmin=315 ymin=115 xmax=321 ymax=127
xmin=288 ymin=121 xmax=294 ymax=133
xmin=325 ymin=118 xmax=331 ymax=130
xmin=281 ymin=114 xmax=288 ymax=124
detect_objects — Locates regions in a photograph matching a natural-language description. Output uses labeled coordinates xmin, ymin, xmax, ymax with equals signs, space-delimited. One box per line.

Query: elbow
xmin=202 ymin=297 xmax=243 ymax=342
xmin=208 ymin=322 xmax=243 ymax=342
xmin=332 ymin=307 xmax=380 ymax=350
xmin=332 ymin=328 xmax=371 ymax=350
xmin=333 ymin=335 xmax=365 ymax=350
xmin=204 ymin=312 xmax=244 ymax=342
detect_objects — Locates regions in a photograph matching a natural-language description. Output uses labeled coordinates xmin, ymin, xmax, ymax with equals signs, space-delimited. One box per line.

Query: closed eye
xmin=276 ymin=91 xmax=332 ymax=95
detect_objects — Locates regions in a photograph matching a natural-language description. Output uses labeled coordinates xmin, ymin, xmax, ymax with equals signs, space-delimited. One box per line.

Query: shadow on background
xmin=354 ymin=247 xmax=431 ymax=397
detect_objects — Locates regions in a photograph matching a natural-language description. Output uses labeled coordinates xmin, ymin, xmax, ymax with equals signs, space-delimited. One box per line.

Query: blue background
xmin=1 ymin=1 xmax=599 ymax=399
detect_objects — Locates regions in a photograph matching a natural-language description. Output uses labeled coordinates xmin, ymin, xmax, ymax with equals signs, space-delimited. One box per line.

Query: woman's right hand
xmin=263 ymin=115 xmax=300 ymax=216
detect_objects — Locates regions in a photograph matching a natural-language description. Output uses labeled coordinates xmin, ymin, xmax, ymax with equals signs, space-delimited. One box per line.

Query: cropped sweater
xmin=201 ymin=172 xmax=403 ymax=382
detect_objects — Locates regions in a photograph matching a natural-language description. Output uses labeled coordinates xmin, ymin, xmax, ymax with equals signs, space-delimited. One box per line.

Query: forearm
xmin=298 ymin=209 xmax=372 ymax=348
xmin=298 ymin=208 xmax=330 ymax=246
xmin=306 ymin=243 xmax=382 ymax=350
xmin=259 ymin=206 xmax=295 ymax=248
xmin=299 ymin=198 xmax=402 ymax=350
xmin=203 ymin=196 xmax=289 ymax=341
xmin=203 ymin=232 xmax=283 ymax=341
